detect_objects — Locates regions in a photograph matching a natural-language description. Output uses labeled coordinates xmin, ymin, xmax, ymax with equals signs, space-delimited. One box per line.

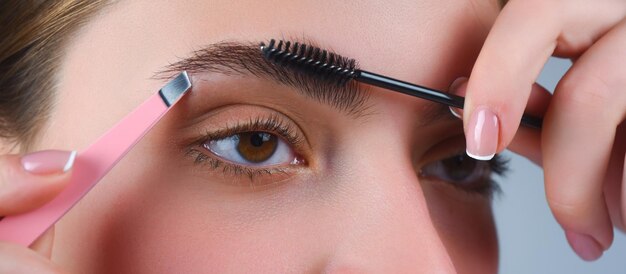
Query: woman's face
xmin=38 ymin=0 xmax=502 ymax=272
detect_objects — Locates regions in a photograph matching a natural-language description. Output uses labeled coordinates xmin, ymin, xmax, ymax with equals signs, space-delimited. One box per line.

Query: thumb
xmin=0 ymin=150 xmax=76 ymax=216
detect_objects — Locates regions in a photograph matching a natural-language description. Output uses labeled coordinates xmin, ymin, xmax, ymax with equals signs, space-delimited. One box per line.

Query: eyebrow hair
xmin=158 ymin=40 xmax=369 ymax=116
xmin=157 ymin=39 xmax=455 ymax=125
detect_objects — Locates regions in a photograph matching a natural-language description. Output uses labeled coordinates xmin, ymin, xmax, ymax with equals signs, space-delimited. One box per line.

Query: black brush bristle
xmin=260 ymin=39 xmax=358 ymax=85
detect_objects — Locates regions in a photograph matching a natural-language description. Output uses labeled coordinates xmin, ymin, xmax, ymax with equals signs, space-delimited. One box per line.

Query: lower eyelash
xmin=185 ymin=147 xmax=290 ymax=182
xmin=476 ymin=178 xmax=501 ymax=199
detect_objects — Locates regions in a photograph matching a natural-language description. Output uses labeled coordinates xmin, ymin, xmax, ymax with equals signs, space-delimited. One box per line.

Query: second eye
xmin=205 ymin=132 xmax=295 ymax=166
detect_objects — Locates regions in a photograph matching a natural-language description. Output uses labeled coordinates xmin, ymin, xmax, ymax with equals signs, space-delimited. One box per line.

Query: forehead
xmin=69 ymin=0 xmax=496 ymax=80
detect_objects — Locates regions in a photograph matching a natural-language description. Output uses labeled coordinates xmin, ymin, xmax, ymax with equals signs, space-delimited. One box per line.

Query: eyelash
xmin=454 ymin=154 xmax=509 ymax=198
xmin=185 ymin=114 xmax=305 ymax=181
xmin=185 ymin=116 xmax=510 ymax=197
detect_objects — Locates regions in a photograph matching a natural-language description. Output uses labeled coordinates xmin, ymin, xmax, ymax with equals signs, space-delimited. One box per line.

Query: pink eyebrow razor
xmin=0 ymin=71 xmax=192 ymax=247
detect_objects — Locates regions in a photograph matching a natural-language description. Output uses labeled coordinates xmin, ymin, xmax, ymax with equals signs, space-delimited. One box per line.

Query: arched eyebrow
xmin=156 ymin=39 xmax=455 ymax=125
xmin=156 ymin=40 xmax=369 ymax=116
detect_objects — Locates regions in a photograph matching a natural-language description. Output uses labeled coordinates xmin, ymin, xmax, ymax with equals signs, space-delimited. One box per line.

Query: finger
xmin=604 ymin=121 xmax=625 ymax=230
xmin=0 ymin=150 xmax=76 ymax=215
xmin=462 ymin=0 xmax=561 ymax=160
xmin=0 ymin=241 xmax=64 ymax=273
xmin=449 ymin=77 xmax=551 ymax=165
xmin=29 ymin=226 xmax=55 ymax=258
xmin=543 ymin=18 xmax=626 ymax=261
xmin=505 ymin=82 xmax=551 ymax=166
xmin=449 ymin=77 xmax=551 ymax=119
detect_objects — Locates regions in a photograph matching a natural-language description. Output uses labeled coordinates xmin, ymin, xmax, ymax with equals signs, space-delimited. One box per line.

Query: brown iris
xmin=236 ymin=132 xmax=278 ymax=163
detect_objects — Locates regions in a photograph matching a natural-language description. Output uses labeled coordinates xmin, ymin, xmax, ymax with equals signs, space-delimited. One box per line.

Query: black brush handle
xmin=355 ymin=70 xmax=543 ymax=129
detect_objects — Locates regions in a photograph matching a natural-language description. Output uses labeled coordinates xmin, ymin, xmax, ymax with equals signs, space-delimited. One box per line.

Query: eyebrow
xmin=157 ymin=39 xmax=454 ymax=124
xmin=157 ymin=40 xmax=368 ymax=115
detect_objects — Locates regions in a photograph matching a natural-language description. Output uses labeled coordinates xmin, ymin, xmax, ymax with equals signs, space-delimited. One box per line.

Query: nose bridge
xmin=323 ymin=149 xmax=456 ymax=272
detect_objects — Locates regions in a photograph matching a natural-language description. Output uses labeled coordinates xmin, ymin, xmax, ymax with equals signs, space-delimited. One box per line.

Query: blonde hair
xmin=0 ymin=1 xmax=109 ymax=151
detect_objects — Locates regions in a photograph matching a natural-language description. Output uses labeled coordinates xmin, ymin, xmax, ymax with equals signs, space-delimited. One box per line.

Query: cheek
xmin=51 ymin=110 xmax=497 ymax=273
xmin=420 ymin=180 xmax=498 ymax=273
xmin=52 ymin=128 xmax=326 ymax=272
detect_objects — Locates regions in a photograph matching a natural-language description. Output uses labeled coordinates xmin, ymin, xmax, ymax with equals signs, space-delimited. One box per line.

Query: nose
xmin=319 ymin=145 xmax=456 ymax=273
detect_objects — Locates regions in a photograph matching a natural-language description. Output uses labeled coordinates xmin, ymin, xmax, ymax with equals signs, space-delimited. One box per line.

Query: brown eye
xmin=205 ymin=131 xmax=295 ymax=166
xmin=420 ymin=153 xmax=492 ymax=191
xmin=236 ymin=132 xmax=278 ymax=163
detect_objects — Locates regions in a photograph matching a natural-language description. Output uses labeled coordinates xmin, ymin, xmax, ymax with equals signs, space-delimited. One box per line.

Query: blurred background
xmin=493 ymin=57 xmax=626 ymax=273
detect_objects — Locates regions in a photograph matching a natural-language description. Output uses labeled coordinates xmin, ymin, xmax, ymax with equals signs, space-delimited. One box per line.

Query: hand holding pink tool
xmin=0 ymin=71 xmax=192 ymax=246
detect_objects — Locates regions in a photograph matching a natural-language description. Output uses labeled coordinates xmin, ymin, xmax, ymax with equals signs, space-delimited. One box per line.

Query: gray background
xmin=493 ymin=57 xmax=626 ymax=273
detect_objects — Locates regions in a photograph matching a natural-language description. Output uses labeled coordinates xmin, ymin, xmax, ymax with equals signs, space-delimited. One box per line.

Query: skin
xmin=49 ymin=1 xmax=498 ymax=272
xmin=0 ymin=0 xmax=624 ymax=272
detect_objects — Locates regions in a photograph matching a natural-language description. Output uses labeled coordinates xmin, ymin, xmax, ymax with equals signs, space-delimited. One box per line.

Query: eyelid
xmin=417 ymin=134 xmax=467 ymax=167
xmin=189 ymin=113 xmax=305 ymax=148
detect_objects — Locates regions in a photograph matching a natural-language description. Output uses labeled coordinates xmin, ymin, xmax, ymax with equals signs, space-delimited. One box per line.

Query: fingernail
xmin=449 ymin=106 xmax=463 ymax=119
xmin=448 ymin=77 xmax=468 ymax=120
xmin=565 ymin=231 xmax=603 ymax=261
xmin=448 ymin=77 xmax=468 ymax=94
xmin=21 ymin=150 xmax=77 ymax=175
xmin=465 ymin=106 xmax=498 ymax=161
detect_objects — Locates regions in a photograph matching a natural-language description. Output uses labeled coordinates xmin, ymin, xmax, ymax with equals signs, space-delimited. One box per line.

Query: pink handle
xmin=0 ymin=93 xmax=169 ymax=246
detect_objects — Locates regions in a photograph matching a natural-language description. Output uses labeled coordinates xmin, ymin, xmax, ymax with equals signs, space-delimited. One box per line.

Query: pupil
xmin=236 ymin=132 xmax=278 ymax=163
xmin=250 ymin=133 xmax=265 ymax=147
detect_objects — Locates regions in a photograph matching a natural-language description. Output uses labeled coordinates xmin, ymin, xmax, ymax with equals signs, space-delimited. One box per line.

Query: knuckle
xmin=546 ymin=191 xmax=594 ymax=224
xmin=556 ymin=73 xmax=614 ymax=111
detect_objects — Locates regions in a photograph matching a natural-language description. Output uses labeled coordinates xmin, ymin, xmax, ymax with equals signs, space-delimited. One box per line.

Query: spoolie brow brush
xmin=259 ymin=39 xmax=542 ymax=129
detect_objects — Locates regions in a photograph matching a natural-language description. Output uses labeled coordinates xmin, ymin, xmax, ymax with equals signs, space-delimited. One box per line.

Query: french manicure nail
xmin=448 ymin=77 xmax=468 ymax=120
xmin=21 ymin=150 xmax=77 ymax=175
xmin=448 ymin=77 xmax=468 ymax=94
xmin=449 ymin=106 xmax=462 ymax=119
xmin=465 ymin=106 xmax=498 ymax=161
xmin=565 ymin=231 xmax=603 ymax=261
